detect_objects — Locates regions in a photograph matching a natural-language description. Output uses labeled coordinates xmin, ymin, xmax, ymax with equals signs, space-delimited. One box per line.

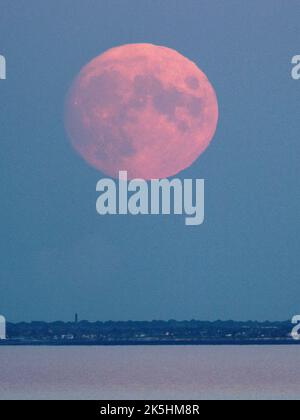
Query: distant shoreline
xmin=3 ymin=320 xmax=298 ymax=346
xmin=1 ymin=339 xmax=299 ymax=346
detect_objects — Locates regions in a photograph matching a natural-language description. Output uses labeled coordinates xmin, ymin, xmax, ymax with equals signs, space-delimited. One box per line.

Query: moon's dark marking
xmin=72 ymin=71 xmax=205 ymax=163
xmin=185 ymin=76 xmax=200 ymax=90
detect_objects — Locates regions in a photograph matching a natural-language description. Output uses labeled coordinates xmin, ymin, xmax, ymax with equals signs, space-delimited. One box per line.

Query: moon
xmin=65 ymin=44 xmax=218 ymax=179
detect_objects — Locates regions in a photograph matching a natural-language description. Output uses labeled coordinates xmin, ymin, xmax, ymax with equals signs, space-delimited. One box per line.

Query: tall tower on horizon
xmin=75 ymin=313 xmax=78 ymax=324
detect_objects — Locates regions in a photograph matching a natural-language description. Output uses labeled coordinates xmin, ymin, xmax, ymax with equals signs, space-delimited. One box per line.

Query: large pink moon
xmin=65 ymin=44 xmax=219 ymax=179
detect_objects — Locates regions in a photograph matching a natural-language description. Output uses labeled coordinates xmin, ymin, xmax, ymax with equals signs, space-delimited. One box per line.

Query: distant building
xmin=0 ymin=315 xmax=6 ymax=340
xmin=75 ymin=313 xmax=78 ymax=324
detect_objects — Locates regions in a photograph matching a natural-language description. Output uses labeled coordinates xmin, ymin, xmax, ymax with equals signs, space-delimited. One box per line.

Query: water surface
xmin=0 ymin=346 xmax=299 ymax=400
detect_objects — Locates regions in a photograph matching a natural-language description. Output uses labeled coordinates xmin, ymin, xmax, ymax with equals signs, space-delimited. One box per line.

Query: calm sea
xmin=0 ymin=346 xmax=299 ymax=400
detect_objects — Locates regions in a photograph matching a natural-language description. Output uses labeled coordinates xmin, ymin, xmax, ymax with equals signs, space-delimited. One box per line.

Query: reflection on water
xmin=0 ymin=346 xmax=299 ymax=400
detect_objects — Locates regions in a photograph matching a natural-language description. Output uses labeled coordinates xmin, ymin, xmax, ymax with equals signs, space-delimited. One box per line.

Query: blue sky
xmin=1 ymin=0 xmax=300 ymax=322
